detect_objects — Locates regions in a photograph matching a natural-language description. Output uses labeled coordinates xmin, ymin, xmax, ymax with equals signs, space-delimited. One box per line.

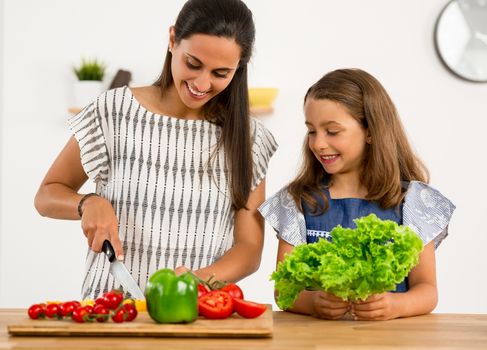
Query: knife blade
xmin=102 ymin=240 xmax=145 ymax=300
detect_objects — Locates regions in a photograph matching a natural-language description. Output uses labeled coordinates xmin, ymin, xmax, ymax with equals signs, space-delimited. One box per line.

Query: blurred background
xmin=0 ymin=0 xmax=486 ymax=313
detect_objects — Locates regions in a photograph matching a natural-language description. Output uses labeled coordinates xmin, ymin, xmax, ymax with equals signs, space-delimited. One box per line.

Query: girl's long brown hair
xmin=154 ymin=0 xmax=255 ymax=209
xmin=288 ymin=68 xmax=429 ymax=214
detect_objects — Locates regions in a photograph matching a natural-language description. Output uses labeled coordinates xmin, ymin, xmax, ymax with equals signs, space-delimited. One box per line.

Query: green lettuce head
xmin=271 ymin=214 xmax=423 ymax=309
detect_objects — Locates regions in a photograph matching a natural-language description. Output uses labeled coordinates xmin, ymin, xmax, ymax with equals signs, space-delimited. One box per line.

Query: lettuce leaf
xmin=271 ymin=214 xmax=423 ymax=309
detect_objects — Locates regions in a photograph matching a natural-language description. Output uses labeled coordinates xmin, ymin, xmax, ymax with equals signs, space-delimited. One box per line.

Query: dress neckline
xmin=124 ymin=86 xmax=213 ymax=124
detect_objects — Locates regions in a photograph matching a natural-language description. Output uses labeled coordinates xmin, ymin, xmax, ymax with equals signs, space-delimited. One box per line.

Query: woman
xmin=35 ymin=0 xmax=277 ymax=299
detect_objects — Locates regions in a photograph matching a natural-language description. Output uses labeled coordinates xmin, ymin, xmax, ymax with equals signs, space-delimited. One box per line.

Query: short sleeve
xmin=258 ymin=187 xmax=307 ymax=246
xmin=68 ymin=100 xmax=110 ymax=187
xmin=402 ymin=181 xmax=456 ymax=248
xmin=250 ymin=118 xmax=278 ymax=191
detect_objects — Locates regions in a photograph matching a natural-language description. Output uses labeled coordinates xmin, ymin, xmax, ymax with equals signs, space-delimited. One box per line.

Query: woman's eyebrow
xmin=185 ymin=53 xmax=237 ymax=71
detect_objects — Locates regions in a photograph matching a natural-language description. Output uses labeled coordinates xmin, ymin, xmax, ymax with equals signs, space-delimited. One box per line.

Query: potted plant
xmin=73 ymin=58 xmax=106 ymax=108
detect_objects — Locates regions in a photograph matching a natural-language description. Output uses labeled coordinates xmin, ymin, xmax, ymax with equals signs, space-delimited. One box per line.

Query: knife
xmin=102 ymin=240 xmax=145 ymax=300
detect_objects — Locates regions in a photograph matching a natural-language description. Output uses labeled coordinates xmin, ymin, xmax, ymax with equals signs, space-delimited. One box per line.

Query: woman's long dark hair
xmin=154 ymin=0 xmax=255 ymax=210
xmin=288 ymin=69 xmax=429 ymax=214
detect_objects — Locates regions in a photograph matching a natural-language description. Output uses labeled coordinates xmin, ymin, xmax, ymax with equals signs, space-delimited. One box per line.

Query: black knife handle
xmin=102 ymin=240 xmax=116 ymax=263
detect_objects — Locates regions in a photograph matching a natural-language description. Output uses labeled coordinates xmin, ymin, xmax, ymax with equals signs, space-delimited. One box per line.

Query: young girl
xmin=259 ymin=68 xmax=454 ymax=321
xmin=34 ymin=0 xmax=277 ymax=299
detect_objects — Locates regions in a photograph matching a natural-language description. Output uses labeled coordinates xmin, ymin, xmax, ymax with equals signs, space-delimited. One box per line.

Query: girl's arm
xmin=274 ymin=239 xmax=350 ymax=319
xmin=352 ymin=241 xmax=437 ymax=320
xmin=34 ymin=136 xmax=124 ymax=259
xmin=187 ymin=179 xmax=267 ymax=282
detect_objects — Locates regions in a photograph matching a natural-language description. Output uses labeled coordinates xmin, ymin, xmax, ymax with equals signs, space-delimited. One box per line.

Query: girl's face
xmin=169 ymin=29 xmax=241 ymax=114
xmin=304 ymin=98 xmax=369 ymax=179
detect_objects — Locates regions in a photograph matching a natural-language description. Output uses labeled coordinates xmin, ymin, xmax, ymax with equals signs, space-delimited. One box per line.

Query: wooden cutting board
xmin=7 ymin=306 xmax=273 ymax=338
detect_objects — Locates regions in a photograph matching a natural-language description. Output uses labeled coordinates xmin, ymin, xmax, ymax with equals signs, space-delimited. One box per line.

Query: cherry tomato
xmin=71 ymin=306 xmax=90 ymax=323
xmin=102 ymin=290 xmax=124 ymax=310
xmin=219 ymin=283 xmax=244 ymax=300
xmin=198 ymin=290 xmax=234 ymax=319
xmin=233 ymin=298 xmax=267 ymax=318
xmin=92 ymin=304 xmax=110 ymax=323
xmin=111 ymin=307 xmax=127 ymax=323
xmin=45 ymin=303 xmax=60 ymax=318
xmin=94 ymin=297 xmax=105 ymax=305
xmin=59 ymin=301 xmax=77 ymax=317
xmin=123 ymin=303 xmax=138 ymax=322
xmin=198 ymin=284 xmax=209 ymax=298
xmin=27 ymin=304 xmax=45 ymax=320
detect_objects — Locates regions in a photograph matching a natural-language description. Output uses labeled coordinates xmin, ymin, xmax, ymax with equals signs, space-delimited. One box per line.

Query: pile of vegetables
xmin=271 ymin=214 xmax=423 ymax=309
xmin=145 ymin=269 xmax=267 ymax=323
xmin=27 ymin=290 xmax=138 ymax=323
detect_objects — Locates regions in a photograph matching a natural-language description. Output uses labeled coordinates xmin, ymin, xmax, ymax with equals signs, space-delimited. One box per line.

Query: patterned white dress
xmin=69 ymin=86 xmax=278 ymax=299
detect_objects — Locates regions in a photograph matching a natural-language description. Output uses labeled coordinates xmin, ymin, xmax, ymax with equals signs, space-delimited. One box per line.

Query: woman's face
xmin=169 ymin=29 xmax=241 ymax=113
xmin=304 ymin=98 xmax=369 ymax=179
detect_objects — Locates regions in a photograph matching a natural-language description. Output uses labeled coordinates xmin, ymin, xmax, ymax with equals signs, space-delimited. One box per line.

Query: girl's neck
xmin=328 ymin=173 xmax=367 ymax=199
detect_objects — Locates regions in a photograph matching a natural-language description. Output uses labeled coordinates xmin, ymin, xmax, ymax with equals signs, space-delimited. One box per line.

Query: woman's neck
xmin=328 ymin=173 xmax=367 ymax=199
xmin=134 ymin=85 xmax=204 ymax=120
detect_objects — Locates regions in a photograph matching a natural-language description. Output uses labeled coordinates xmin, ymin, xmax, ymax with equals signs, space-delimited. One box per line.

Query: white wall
xmin=1 ymin=0 xmax=486 ymax=314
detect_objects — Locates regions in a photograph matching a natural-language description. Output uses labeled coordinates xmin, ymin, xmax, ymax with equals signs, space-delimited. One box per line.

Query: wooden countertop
xmin=1 ymin=309 xmax=486 ymax=349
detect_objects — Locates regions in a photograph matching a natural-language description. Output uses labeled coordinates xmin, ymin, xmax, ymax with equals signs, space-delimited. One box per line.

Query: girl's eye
xmin=327 ymin=130 xmax=339 ymax=136
xmin=307 ymin=130 xmax=316 ymax=135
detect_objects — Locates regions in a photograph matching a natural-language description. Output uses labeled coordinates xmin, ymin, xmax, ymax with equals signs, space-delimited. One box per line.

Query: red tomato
xmin=102 ymin=290 xmax=124 ymax=310
xmin=233 ymin=298 xmax=267 ymax=318
xmin=198 ymin=290 xmax=234 ymax=319
xmin=92 ymin=304 xmax=110 ymax=323
xmin=123 ymin=303 xmax=138 ymax=322
xmin=219 ymin=283 xmax=244 ymax=300
xmin=111 ymin=307 xmax=127 ymax=323
xmin=71 ymin=306 xmax=89 ymax=323
xmin=198 ymin=284 xmax=209 ymax=298
xmin=59 ymin=301 xmax=77 ymax=317
xmin=27 ymin=304 xmax=45 ymax=320
xmin=45 ymin=303 xmax=60 ymax=318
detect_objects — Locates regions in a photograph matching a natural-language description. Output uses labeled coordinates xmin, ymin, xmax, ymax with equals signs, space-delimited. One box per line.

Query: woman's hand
xmin=351 ymin=293 xmax=398 ymax=321
xmin=174 ymin=266 xmax=191 ymax=276
xmin=80 ymin=195 xmax=124 ymax=260
xmin=311 ymin=291 xmax=350 ymax=320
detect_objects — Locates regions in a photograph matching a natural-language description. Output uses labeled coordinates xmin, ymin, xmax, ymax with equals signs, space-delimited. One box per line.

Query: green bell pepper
xmin=145 ymin=268 xmax=198 ymax=323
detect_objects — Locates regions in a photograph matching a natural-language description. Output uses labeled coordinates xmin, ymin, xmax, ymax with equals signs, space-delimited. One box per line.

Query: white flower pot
xmin=73 ymin=80 xmax=103 ymax=108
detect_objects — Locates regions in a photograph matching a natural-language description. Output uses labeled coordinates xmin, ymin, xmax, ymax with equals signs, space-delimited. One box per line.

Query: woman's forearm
xmin=34 ymin=182 xmax=83 ymax=220
xmin=195 ymin=240 xmax=262 ymax=283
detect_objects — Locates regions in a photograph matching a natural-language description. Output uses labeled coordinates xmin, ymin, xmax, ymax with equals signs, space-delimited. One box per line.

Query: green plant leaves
xmin=73 ymin=58 xmax=106 ymax=81
xmin=271 ymin=214 xmax=423 ymax=309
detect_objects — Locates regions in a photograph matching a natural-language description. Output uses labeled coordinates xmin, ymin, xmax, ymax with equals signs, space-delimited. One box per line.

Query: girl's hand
xmin=80 ymin=195 xmax=124 ymax=260
xmin=311 ymin=291 xmax=350 ymax=320
xmin=351 ymin=293 xmax=398 ymax=320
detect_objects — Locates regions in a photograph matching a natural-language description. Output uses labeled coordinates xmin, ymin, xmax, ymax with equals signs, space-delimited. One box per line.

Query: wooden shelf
xmin=250 ymin=106 xmax=274 ymax=116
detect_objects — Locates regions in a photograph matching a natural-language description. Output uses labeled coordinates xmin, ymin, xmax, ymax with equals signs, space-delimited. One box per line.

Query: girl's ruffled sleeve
xmin=68 ymin=100 xmax=110 ymax=187
xmin=258 ymin=187 xmax=307 ymax=246
xmin=250 ymin=119 xmax=278 ymax=191
xmin=402 ymin=181 xmax=456 ymax=248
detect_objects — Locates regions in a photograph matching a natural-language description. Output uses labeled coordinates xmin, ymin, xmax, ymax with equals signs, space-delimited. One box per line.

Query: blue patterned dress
xmin=259 ymin=181 xmax=456 ymax=294
xmin=303 ymin=188 xmax=407 ymax=292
